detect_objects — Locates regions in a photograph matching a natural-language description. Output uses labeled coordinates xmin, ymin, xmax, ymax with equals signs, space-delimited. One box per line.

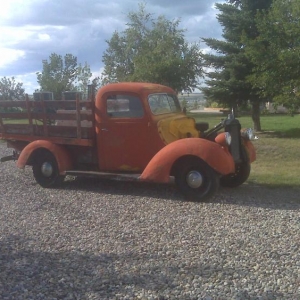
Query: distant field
xmin=189 ymin=112 xmax=300 ymax=137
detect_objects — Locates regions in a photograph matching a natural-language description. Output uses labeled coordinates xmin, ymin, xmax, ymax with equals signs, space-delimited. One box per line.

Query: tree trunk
xmin=251 ymin=101 xmax=261 ymax=131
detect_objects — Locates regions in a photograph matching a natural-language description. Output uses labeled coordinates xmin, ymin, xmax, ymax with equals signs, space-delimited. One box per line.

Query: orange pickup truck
xmin=0 ymin=82 xmax=256 ymax=201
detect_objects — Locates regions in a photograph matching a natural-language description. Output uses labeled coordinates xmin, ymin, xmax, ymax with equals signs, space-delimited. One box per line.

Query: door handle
xmin=101 ymin=128 xmax=108 ymax=131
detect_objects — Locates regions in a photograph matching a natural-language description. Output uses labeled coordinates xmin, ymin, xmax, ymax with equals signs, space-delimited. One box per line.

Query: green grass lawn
xmin=248 ymin=135 xmax=299 ymax=187
xmin=1 ymin=118 xmax=30 ymax=124
xmin=1 ymin=118 xmax=45 ymax=125
xmin=189 ymin=112 xmax=300 ymax=188
xmin=189 ymin=112 xmax=300 ymax=137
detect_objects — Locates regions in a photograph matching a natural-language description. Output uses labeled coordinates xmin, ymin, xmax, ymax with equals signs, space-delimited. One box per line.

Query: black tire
xmin=220 ymin=162 xmax=251 ymax=188
xmin=32 ymin=150 xmax=64 ymax=188
xmin=174 ymin=158 xmax=220 ymax=202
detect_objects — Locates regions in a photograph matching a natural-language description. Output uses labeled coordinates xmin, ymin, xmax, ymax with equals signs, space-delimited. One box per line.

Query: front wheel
xmin=174 ymin=158 xmax=220 ymax=202
xmin=220 ymin=162 xmax=250 ymax=188
xmin=32 ymin=150 xmax=64 ymax=188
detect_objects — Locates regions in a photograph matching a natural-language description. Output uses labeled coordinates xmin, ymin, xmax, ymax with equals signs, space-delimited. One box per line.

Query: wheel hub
xmin=41 ymin=162 xmax=53 ymax=177
xmin=186 ymin=170 xmax=203 ymax=188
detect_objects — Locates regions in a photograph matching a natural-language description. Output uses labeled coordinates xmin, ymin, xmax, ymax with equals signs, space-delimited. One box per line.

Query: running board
xmin=65 ymin=170 xmax=141 ymax=181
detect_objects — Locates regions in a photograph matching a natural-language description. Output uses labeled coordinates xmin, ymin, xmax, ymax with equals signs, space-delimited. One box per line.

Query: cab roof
xmin=96 ymin=82 xmax=175 ymax=98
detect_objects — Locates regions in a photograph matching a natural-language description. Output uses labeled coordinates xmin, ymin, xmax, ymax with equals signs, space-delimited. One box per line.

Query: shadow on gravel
xmin=61 ymin=176 xmax=183 ymax=201
xmin=0 ymin=235 xmax=291 ymax=299
xmin=54 ymin=176 xmax=300 ymax=210
xmin=219 ymin=183 xmax=300 ymax=210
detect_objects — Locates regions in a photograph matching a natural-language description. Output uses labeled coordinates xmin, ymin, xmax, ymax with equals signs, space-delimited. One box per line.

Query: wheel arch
xmin=242 ymin=139 xmax=256 ymax=163
xmin=140 ymin=138 xmax=235 ymax=183
xmin=170 ymin=155 xmax=206 ymax=176
xmin=16 ymin=140 xmax=73 ymax=175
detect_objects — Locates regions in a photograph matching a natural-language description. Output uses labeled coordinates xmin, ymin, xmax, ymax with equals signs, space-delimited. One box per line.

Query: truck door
xmin=98 ymin=93 xmax=154 ymax=172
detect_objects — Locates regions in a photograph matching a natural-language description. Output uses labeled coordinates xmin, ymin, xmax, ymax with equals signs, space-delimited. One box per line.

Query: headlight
xmin=215 ymin=132 xmax=231 ymax=146
xmin=241 ymin=128 xmax=255 ymax=140
xmin=225 ymin=132 xmax=232 ymax=146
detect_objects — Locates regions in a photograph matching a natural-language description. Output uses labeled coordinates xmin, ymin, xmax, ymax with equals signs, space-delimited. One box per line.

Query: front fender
xmin=140 ymin=138 xmax=235 ymax=183
xmin=17 ymin=140 xmax=73 ymax=175
xmin=242 ymin=140 xmax=256 ymax=163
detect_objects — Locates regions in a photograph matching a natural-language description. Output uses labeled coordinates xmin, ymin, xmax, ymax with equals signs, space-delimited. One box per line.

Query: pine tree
xmin=245 ymin=0 xmax=300 ymax=114
xmin=201 ymin=0 xmax=272 ymax=131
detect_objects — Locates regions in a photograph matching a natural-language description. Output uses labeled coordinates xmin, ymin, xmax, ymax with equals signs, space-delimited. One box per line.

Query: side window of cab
xmin=106 ymin=95 xmax=144 ymax=118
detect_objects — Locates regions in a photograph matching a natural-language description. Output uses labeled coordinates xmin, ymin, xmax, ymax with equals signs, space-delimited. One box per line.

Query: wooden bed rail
xmin=0 ymin=95 xmax=95 ymax=146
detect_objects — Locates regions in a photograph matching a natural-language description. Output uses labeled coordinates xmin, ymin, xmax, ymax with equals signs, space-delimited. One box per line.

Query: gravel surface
xmin=0 ymin=142 xmax=299 ymax=300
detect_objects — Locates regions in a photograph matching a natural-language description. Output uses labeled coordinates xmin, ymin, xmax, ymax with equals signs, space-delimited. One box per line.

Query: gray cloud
xmin=0 ymin=0 xmax=224 ymax=92
xmin=149 ymin=0 xmax=214 ymax=16
xmin=2 ymin=0 xmax=131 ymax=27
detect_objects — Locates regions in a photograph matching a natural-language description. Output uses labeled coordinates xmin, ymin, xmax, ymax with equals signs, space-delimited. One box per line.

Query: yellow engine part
xmin=158 ymin=116 xmax=199 ymax=144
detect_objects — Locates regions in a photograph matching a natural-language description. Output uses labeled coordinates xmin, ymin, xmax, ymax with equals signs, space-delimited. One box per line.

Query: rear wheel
xmin=32 ymin=150 xmax=64 ymax=188
xmin=174 ymin=158 xmax=219 ymax=201
xmin=220 ymin=162 xmax=250 ymax=188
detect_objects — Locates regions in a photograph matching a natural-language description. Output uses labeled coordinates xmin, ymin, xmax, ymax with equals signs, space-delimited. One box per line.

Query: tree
xmin=37 ymin=53 xmax=77 ymax=99
xmin=245 ymin=0 xmax=300 ymax=114
xmin=37 ymin=53 xmax=91 ymax=100
xmin=102 ymin=3 xmax=203 ymax=93
xmin=76 ymin=63 xmax=101 ymax=99
xmin=0 ymin=76 xmax=25 ymax=101
xmin=76 ymin=62 xmax=93 ymax=96
xmin=201 ymin=0 xmax=273 ymax=131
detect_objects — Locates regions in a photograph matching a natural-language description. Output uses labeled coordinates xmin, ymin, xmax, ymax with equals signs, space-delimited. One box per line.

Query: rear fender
xmin=17 ymin=140 xmax=73 ymax=175
xmin=140 ymin=138 xmax=235 ymax=183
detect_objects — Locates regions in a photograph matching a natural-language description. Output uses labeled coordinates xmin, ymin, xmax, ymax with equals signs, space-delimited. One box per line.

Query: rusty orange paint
xmin=140 ymin=138 xmax=235 ymax=183
xmin=1 ymin=133 xmax=93 ymax=147
xmin=242 ymin=140 xmax=256 ymax=163
xmin=94 ymin=82 xmax=175 ymax=171
xmin=17 ymin=140 xmax=73 ymax=174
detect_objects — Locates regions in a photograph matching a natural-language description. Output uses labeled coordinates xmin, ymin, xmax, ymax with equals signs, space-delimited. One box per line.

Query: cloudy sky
xmin=0 ymin=0 xmax=225 ymax=94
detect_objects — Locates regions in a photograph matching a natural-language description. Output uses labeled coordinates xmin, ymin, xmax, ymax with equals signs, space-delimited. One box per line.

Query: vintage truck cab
xmin=0 ymin=82 xmax=256 ymax=201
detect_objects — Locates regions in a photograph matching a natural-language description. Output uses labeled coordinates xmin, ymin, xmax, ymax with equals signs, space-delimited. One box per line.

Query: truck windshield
xmin=148 ymin=93 xmax=181 ymax=115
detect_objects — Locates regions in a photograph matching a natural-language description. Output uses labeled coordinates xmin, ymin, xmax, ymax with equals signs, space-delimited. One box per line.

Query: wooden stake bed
xmin=0 ymin=96 xmax=95 ymax=147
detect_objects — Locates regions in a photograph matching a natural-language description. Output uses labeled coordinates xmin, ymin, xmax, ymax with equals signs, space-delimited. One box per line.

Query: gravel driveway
xmin=0 ymin=142 xmax=299 ymax=300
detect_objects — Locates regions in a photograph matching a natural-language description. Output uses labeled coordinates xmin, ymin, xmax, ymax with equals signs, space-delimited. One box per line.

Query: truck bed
xmin=0 ymin=97 xmax=95 ymax=146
